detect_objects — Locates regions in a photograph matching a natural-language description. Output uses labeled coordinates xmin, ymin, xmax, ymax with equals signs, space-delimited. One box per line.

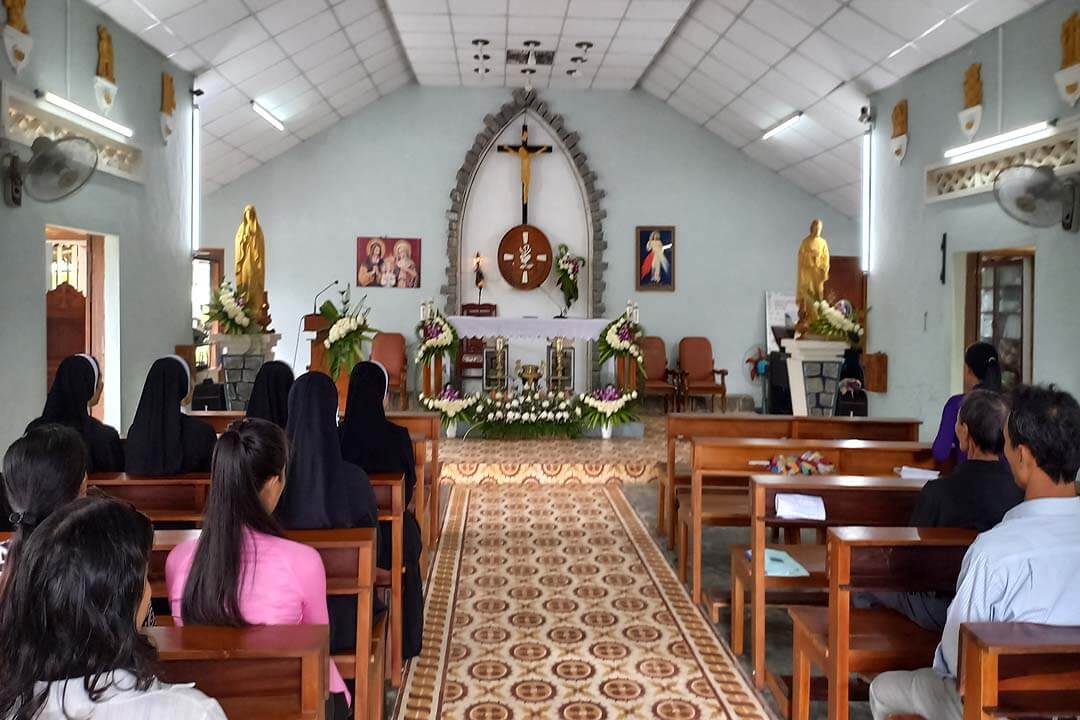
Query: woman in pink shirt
xmin=165 ymin=418 xmax=350 ymax=718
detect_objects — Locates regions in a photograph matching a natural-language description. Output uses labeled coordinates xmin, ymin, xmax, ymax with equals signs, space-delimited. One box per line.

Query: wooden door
xmin=825 ymin=256 xmax=867 ymax=312
xmin=46 ymin=283 xmax=87 ymax=387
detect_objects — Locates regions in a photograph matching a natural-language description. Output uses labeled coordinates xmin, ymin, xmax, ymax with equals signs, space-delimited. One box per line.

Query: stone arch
xmin=441 ymin=88 xmax=607 ymax=318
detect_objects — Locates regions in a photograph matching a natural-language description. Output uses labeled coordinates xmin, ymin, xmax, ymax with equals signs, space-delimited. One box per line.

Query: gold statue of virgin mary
xmin=234 ymin=205 xmax=266 ymax=326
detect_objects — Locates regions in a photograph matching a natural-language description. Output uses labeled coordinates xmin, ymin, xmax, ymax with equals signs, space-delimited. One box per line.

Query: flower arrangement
xmin=809 ymin=298 xmax=866 ymax=346
xmin=419 ymin=385 xmax=478 ymax=426
xmin=597 ymin=311 xmax=643 ymax=366
xmin=471 ymin=388 xmax=580 ymax=439
xmin=320 ymin=287 xmax=377 ymax=379
xmin=415 ymin=306 xmax=459 ymax=365
xmin=555 ymin=244 xmax=584 ymax=313
xmin=578 ymin=385 xmax=639 ymax=430
xmin=206 ymin=281 xmax=256 ymax=334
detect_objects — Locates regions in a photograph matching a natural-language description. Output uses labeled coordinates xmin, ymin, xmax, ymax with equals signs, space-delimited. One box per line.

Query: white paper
xmin=774 ymin=493 xmax=826 ymax=521
xmin=897 ymin=466 xmax=940 ymax=480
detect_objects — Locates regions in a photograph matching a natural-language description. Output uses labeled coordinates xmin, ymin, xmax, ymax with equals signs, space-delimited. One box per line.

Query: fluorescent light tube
xmin=192 ymin=102 xmax=201 ymax=252
xmin=860 ymin=130 xmax=872 ymax=273
xmin=251 ymin=101 xmax=284 ymax=132
xmin=37 ymin=90 xmax=134 ymax=138
xmin=762 ymin=112 xmax=802 ymax=140
xmin=943 ymin=121 xmax=1053 ymax=162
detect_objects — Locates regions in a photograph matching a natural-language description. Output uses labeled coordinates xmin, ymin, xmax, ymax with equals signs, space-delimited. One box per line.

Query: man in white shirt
xmin=869 ymin=384 xmax=1080 ymax=720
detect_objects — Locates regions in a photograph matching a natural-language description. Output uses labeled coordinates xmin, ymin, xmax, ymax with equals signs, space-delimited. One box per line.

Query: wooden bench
xmin=660 ymin=413 xmax=922 ymax=548
xmin=788 ymin=527 xmax=977 ymax=720
xmin=89 ymin=473 xmax=209 ymax=525
xmin=151 ymin=526 xmax=385 ymax=720
xmin=389 ymin=410 xmax=442 ymax=544
xmin=147 ymin=624 xmax=329 ymax=720
xmin=730 ymin=475 xmax=929 ymax=692
xmin=681 ymin=438 xmax=935 ymax=604
xmin=369 ymin=471 xmax=406 ymax=688
xmin=960 ymin=622 xmax=1080 ymax=720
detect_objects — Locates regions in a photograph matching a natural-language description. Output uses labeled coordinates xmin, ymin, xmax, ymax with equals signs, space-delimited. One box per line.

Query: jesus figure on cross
xmin=497 ymin=121 xmax=552 ymax=224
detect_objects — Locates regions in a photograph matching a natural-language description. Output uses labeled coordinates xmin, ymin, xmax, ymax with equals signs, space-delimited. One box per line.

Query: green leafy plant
xmin=320 ymin=287 xmax=377 ymax=379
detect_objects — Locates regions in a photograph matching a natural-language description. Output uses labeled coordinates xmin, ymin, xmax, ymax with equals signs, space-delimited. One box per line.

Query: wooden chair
xmin=455 ymin=302 xmax=496 ymax=385
xmin=88 ymin=473 xmax=209 ymax=525
xmin=151 ymin=527 xmax=385 ymax=720
xmin=658 ymin=414 xmax=923 ymax=549
xmin=959 ymin=622 xmax=1080 ymax=720
xmin=389 ymin=410 xmax=442 ymax=544
xmin=640 ymin=336 xmax=680 ymax=413
xmin=733 ymin=475 xmax=929 ymax=704
xmin=148 ymin=624 xmax=329 ymax=720
xmin=677 ymin=337 xmax=728 ymax=413
xmin=788 ymin=526 xmax=977 ymax=720
xmin=371 ymin=332 xmax=408 ymax=409
xmin=681 ymin=438 xmax=935 ymax=605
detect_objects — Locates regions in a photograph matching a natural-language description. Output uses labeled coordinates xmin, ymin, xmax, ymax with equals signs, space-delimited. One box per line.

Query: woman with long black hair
xmin=0 ymin=424 xmax=87 ymax=581
xmin=245 ymin=360 xmax=294 ymax=429
xmin=0 ymin=496 xmax=225 ymax=719
xmin=126 ymin=356 xmax=216 ymax=475
xmin=339 ymin=360 xmax=424 ymax=660
xmin=932 ymin=342 xmax=1002 ymax=465
xmin=165 ymin=417 xmax=351 ymax=718
xmin=277 ymin=371 xmax=379 ymax=658
xmin=26 ymin=354 xmax=123 ymax=472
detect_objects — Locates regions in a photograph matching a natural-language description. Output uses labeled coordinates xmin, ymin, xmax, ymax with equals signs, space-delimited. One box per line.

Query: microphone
xmin=312 ymin=280 xmax=339 ymax=313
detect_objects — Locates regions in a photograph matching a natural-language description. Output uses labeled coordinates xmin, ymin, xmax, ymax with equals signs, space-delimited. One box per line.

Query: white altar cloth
xmin=448 ymin=316 xmax=610 ymax=340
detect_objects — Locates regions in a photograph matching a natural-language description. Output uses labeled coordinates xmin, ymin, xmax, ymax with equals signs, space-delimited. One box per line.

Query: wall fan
xmin=992 ymin=164 xmax=1077 ymax=232
xmin=2 ymin=136 xmax=99 ymax=207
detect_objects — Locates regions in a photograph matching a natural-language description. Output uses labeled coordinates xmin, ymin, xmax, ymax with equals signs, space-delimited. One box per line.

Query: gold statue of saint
xmin=234 ymin=205 xmax=266 ymax=326
xmin=4 ymin=0 xmax=28 ymax=33
xmin=963 ymin=63 xmax=982 ymax=108
xmin=796 ymin=219 xmax=831 ymax=334
xmin=891 ymin=99 xmax=908 ymax=138
xmin=161 ymin=72 xmax=176 ymax=115
xmin=497 ymin=122 xmax=552 ymax=206
xmin=96 ymin=25 xmax=115 ymax=83
xmin=1063 ymin=12 xmax=1080 ymax=69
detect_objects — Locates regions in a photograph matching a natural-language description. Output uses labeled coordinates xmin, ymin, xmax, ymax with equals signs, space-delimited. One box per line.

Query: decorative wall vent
xmin=506 ymin=49 xmax=554 ymax=66
xmin=1 ymin=81 xmax=144 ymax=183
xmin=924 ymin=125 xmax=1077 ymax=203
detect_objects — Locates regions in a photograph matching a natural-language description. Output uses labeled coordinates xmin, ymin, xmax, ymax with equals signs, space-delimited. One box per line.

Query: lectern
xmin=303 ymin=314 xmax=349 ymax=412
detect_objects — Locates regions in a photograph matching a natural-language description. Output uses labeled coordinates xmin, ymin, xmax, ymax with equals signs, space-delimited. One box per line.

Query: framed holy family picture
xmin=356 ymin=236 xmax=421 ymax=289
xmin=636 ymin=225 xmax=675 ymax=291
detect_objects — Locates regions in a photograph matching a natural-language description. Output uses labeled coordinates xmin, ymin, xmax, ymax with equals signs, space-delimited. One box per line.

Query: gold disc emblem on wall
xmin=497 ymin=224 xmax=552 ymax=290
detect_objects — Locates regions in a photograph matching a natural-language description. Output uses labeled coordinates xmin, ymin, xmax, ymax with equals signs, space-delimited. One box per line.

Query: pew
xmin=660 ymin=413 xmax=922 ymax=548
xmin=389 ymin=410 xmax=442 ymax=544
xmin=188 ymin=410 xmax=245 ymax=434
xmin=788 ymin=526 xmax=977 ymax=720
xmin=150 ymin=526 xmax=386 ymax=720
xmin=409 ymin=432 xmax=429 ymax=569
xmin=147 ymin=624 xmax=329 ymax=720
xmin=681 ymin=438 xmax=935 ymax=604
xmin=89 ymin=473 xmax=209 ymax=525
xmin=370 ymin=471 xmax=406 ymax=688
xmin=960 ymin=621 xmax=1080 ymax=720
xmin=730 ymin=475 xmax=929 ymax=694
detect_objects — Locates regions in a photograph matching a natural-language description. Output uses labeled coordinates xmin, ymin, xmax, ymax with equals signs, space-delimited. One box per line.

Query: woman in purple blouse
xmin=932 ymin=342 xmax=1002 ymax=464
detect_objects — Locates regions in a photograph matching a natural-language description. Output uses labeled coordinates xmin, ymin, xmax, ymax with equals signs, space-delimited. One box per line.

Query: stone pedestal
xmin=209 ymin=333 xmax=281 ymax=411
xmin=782 ymin=338 xmax=847 ymax=417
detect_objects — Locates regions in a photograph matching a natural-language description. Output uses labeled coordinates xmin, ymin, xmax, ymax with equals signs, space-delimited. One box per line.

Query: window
xmin=965 ymin=249 xmax=1034 ymax=388
xmin=192 ymin=249 xmax=224 ymax=372
xmin=48 ymin=240 xmax=88 ymax=293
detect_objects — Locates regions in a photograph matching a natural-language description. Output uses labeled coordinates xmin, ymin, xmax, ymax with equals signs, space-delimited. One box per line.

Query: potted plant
xmin=419 ymin=385 xmax=477 ymax=438
xmin=554 ymin=245 xmax=584 ymax=317
xmin=579 ymin=385 xmax=638 ymax=439
xmin=320 ymin=287 xmax=377 ymax=381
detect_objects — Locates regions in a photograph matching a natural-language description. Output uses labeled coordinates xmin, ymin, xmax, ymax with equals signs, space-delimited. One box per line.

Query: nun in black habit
xmin=246 ymin=360 xmax=294 ymax=428
xmin=26 ymin=354 xmax=124 ymax=472
xmin=126 ymin=356 xmax=217 ymax=475
xmin=339 ymin=360 xmax=424 ymax=661
xmin=277 ymin=371 xmax=379 ymax=654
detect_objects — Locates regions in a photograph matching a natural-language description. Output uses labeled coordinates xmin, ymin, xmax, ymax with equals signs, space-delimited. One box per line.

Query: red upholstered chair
xmin=677 ymin=337 xmax=728 ymax=413
xmin=641 ymin=336 xmax=680 ymax=413
xmin=371 ymin=332 xmax=408 ymax=409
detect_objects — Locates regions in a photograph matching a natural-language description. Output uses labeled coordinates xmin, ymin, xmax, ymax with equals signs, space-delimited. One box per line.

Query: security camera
xmin=858 ymin=106 xmax=873 ymax=125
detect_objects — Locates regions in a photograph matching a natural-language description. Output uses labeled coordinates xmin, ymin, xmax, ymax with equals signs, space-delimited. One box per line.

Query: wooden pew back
xmin=89 ymin=473 xmax=209 ymax=524
xmin=693 ymin=438 xmax=934 ymax=479
xmin=755 ymin=475 xmax=927 ymax=529
xmin=188 ymin=410 xmax=245 ymax=434
xmin=148 ymin=624 xmax=328 ymax=720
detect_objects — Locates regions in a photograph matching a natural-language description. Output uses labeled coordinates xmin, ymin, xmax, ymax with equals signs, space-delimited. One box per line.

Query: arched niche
xmin=442 ymin=89 xmax=606 ymax=319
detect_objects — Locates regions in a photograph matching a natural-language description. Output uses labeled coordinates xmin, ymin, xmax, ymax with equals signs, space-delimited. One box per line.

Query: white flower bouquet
xmin=578 ymin=385 xmax=639 ymax=429
xmin=420 ymin=385 xmax=478 ymax=426
xmin=555 ymin=244 xmax=584 ymax=313
xmin=320 ymin=286 xmax=377 ymax=379
xmin=471 ymin=388 xmax=580 ymax=439
xmin=809 ymin=298 xmax=866 ymax=346
xmin=415 ymin=308 xmax=459 ymax=365
xmin=597 ymin=311 xmax=643 ymax=366
xmin=206 ymin=281 xmax=255 ymax=335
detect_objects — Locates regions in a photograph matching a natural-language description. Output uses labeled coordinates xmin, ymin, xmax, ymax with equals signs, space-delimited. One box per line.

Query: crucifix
xmin=497 ymin=121 xmax=552 ymax=224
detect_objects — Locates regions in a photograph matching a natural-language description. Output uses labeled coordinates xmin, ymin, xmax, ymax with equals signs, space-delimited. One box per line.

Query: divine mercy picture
xmin=636 ymin=226 xmax=674 ymax=291
xmin=356 ymin=236 xmax=421 ymax=289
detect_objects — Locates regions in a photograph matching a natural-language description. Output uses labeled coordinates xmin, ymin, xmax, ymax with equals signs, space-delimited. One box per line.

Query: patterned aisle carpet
xmin=394 ymin=485 xmax=772 ymax=720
